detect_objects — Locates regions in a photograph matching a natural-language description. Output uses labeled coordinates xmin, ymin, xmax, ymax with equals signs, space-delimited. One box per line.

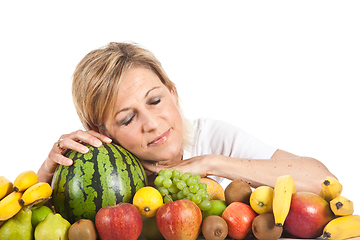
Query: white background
xmin=1 ymin=1 xmax=359 ymax=214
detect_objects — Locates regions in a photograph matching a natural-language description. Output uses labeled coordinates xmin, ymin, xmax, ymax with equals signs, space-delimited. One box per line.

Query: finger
xmin=53 ymin=154 xmax=73 ymax=166
xmin=87 ymin=130 xmax=112 ymax=143
xmin=49 ymin=146 xmax=73 ymax=166
xmin=58 ymin=138 xmax=89 ymax=154
xmin=140 ymin=160 xmax=163 ymax=174
xmin=66 ymin=130 xmax=103 ymax=148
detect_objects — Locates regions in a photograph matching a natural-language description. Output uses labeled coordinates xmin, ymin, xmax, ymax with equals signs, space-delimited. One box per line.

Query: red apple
xmin=284 ymin=192 xmax=335 ymax=238
xmin=156 ymin=199 xmax=202 ymax=240
xmin=222 ymin=202 xmax=257 ymax=240
xmin=95 ymin=202 xmax=142 ymax=240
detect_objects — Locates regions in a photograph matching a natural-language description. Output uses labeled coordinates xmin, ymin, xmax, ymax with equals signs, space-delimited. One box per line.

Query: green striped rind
xmin=51 ymin=142 xmax=147 ymax=223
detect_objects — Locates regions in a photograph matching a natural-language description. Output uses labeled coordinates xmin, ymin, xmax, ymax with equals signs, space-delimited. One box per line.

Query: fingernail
xmin=81 ymin=146 xmax=89 ymax=153
xmin=94 ymin=139 xmax=102 ymax=147
xmin=66 ymin=159 xmax=73 ymax=166
xmin=105 ymin=137 xmax=112 ymax=143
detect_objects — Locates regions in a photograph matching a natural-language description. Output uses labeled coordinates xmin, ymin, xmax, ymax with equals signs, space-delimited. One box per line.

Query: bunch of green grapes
xmin=154 ymin=168 xmax=211 ymax=211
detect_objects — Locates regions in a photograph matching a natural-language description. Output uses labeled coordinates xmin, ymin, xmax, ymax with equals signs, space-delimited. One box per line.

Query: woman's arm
xmin=209 ymin=149 xmax=334 ymax=194
xmin=141 ymin=149 xmax=335 ymax=194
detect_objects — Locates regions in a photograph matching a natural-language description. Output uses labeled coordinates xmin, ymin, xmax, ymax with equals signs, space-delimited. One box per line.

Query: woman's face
xmin=103 ymin=66 xmax=184 ymax=162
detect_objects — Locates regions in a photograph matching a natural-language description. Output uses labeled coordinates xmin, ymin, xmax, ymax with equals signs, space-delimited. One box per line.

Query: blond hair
xmin=72 ymin=42 xmax=192 ymax=150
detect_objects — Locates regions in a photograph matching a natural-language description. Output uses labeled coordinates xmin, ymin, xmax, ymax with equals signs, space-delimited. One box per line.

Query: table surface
xmin=138 ymin=236 xmax=325 ymax=240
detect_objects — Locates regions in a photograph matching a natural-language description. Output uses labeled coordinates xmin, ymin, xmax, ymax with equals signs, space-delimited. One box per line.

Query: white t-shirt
xmin=183 ymin=118 xmax=277 ymax=188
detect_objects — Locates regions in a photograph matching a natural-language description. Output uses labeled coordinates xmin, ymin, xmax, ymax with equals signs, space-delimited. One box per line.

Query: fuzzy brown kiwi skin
xmin=201 ymin=215 xmax=228 ymax=240
xmin=225 ymin=179 xmax=252 ymax=205
xmin=252 ymin=213 xmax=283 ymax=240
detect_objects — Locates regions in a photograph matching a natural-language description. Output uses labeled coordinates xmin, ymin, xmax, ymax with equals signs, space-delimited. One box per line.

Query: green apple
xmin=202 ymin=200 xmax=227 ymax=219
xmin=31 ymin=206 xmax=53 ymax=228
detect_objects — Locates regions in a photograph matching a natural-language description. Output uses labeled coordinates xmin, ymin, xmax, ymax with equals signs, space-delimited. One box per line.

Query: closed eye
xmin=148 ymin=97 xmax=161 ymax=105
xmin=122 ymin=114 xmax=135 ymax=126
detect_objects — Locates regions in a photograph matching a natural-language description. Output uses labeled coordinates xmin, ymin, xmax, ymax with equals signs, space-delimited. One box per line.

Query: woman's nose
xmin=141 ymin=110 xmax=160 ymax=132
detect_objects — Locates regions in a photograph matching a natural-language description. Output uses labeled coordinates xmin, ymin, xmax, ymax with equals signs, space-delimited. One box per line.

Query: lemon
xmin=250 ymin=186 xmax=274 ymax=214
xmin=133 ymin=186 xmax=163 ymax=218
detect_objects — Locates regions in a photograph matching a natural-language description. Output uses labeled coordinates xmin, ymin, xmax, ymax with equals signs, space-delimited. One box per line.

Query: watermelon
xmin=51 ymin=142 xmax=147 ymax=223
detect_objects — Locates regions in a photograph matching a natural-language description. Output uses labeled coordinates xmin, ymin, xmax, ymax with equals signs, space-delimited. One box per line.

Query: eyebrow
xmin=114 ymin=86 xmax=161 ymax=118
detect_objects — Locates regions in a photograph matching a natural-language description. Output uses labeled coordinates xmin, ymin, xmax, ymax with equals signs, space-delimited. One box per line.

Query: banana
xmin=0 ymin=176 xmax=13 ymax=200
xmin=323 ymin=214 xmax=360 ymax=239
xmin=330 ymin=195 xmax=354 ymax=216
xmin=13 ymin=170 xmax=39 ymax=192
xmin=272 ymin=175 xmax=296 ymax=227
xmin=0 ymin=191 xmax=23 ymax=221
xmin=319 ymin=176 xmax=342 ymax=202
xmin=20 ymin=182 xmax=52 ymax=206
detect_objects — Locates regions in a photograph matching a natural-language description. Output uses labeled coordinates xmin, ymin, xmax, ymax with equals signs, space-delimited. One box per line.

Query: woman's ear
xmin=169 ymin=88 xmax=178 ymax=104
xmin=95 ymin=124 xmax=108 ymax=136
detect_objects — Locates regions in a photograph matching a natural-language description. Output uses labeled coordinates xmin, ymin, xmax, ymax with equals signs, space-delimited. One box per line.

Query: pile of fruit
xmin=2 ymin=168 xmax=360 ymax=240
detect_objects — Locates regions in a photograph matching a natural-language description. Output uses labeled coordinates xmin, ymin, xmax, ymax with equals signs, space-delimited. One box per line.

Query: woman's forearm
xmin=208 ymin=154 xmax=335 ymax=194
xmin=37 ymin=157 xmax=58 ymax=184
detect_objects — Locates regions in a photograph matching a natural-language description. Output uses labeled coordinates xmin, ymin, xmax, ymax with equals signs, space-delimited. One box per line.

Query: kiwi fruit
xmin=68 ymin=219 xmax=98 ymax=240
xmin=224 ymin=179 xmax=252 ymax=205
xmin=252 ymin=213 xmax=283 ymax=240
xmin=201 ymin=215 xmax=228 ymax=240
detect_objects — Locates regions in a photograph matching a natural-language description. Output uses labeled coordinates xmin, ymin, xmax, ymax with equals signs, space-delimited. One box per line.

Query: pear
xmin=0 ymin=206 xmax=33 ymax=240
xmin=34 ymin=211 xmax=71 ymax=240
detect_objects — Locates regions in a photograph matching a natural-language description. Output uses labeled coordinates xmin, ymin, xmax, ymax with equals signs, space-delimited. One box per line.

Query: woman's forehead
xmin=119 ymin=67 xmax=164 ymax=94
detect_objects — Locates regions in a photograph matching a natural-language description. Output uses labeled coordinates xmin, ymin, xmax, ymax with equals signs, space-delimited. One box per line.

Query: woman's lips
xmin=148 ymin=129 xmax=170 ymax=146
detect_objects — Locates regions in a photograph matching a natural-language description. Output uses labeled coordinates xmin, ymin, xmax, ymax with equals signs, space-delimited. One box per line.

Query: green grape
xmin=186 ymin=193 xmax=194 ymax=200
xmin=177 ymin=190 xmax=185 ymax=200
xmin=168 ymin=184 xmax=179 ymax=194
xmin=191 ymin=194 xmax=202 ymax=204
xmin=163 ymin=169 xmax=173 ymax=179
xmin=193 ymin=174 xmax=201 ymax=182
xmin=196 ymin=189 xmax=207 ymax=198
xmin=181 ymin=172 xmax=191 ymax=181
xmin=176 ymin=180 xmax=187 ymax=190
xmin=182 ymin=187 xmax=190 ymax=196
xmin=172 ymin=192 xmax=178 ymax=201
xmin=172 ymin=170 xmax=182 ymax=178
xmin=186 ymin=177 xmax=197 ymax=186
xmin=158 ymin=169 xmax=165 ymax=176
xmin=158 ymin=187 xmax=169 ymax=197
xmin=198 ymin=199 xmax=211 ymax=211
xmin=199 ymin=182 xmax=207 ymax=190
xmin=164 ymin=195 xmax=173 ymax=204
xmin=154 ymin=175 xmax=165 ymax=187
xmin=189 ymin=184 xmax=200 ymax=193
xmin=173 ymin=176 xmax=180 ymax=185
xmin=202 ymin=193 xmax=210 ymax=201
xmin=163 ymin=178 xmax=172 ymax=188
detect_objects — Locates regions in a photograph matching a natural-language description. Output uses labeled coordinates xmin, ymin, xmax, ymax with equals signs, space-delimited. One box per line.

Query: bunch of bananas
xmin=319 ymin=176 xmax=360 ymax=240
xmin=0 ymin=170 xmax=52 ymax=221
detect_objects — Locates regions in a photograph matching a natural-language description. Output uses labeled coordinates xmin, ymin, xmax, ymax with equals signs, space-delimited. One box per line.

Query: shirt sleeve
xmin=184 ymin=118 xmax=278 ymax=189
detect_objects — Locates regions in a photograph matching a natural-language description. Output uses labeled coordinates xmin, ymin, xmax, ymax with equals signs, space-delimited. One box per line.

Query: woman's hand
xmin=140 ymin=154 xmax=219 ymax=177
xmin=50 ymin=130 xmax=112 ymax=166
xmin=38 ymin=130 xmax=112 ymax=183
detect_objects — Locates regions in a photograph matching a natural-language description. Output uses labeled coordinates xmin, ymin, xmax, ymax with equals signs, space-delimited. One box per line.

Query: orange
xmin=199 ymin=177 xmax=225 ymax=201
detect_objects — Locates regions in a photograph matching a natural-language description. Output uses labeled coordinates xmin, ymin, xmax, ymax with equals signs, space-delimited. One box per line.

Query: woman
xmin=38 ymin=42 xmax=334 ymax=194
